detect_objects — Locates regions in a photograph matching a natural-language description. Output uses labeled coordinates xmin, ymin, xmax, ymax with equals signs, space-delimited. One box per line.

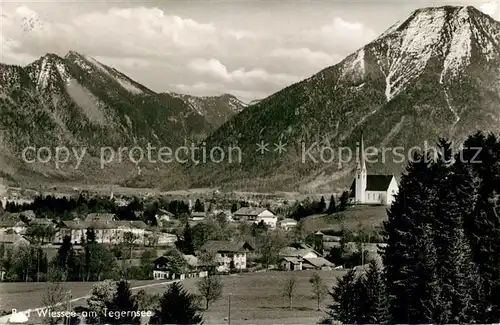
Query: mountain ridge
xmin=0 ymin=50 xmax=247 ymax=185
xmin=167 ymin=5 xmax=500 ymax=192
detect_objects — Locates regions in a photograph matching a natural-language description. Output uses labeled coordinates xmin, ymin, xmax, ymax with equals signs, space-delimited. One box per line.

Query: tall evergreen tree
xmin=338 ymin=191 xmax=349 ymax=211
xmin=56 ymin=236 xmax=72 ymax=271
xmin=458 ymin=132 xmax=500 ymax=321
xmin=382 ymin=153 xmax=439 ymax=323
xmin=149 ymin=282 xmax=203 ymax=324
xmin=411 ymin=223 xmax=445 ymax=323
xmin=105 ymin=280 xmax=140 ymax=324
xmin=182 ymin=222 xmax=195 ymax=255
xmin=324 ymin=269 xmax=362 ymax=323
xmin=318 ymin=196 xmax=326 ymax=213
xmin=194 ymin=199 xmax=205 ymax=212
xmin=361 ymin=260 xmax=389 ymax=324
xmin=327 ymin=195 xmax=336 ymax=214
xmin=430 ymin=140 xmax=484 ymax=322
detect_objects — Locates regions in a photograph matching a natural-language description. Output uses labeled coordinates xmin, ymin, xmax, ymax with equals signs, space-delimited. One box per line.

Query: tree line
xmin=324 ymin=133 xmax=500 ymax=323
xmin=289 ymin=193 xmax=350 ymax=221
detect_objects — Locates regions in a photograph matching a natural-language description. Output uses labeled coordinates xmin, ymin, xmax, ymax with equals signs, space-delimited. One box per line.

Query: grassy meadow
xmin=0 ymin=270 xmax=346 ymax=324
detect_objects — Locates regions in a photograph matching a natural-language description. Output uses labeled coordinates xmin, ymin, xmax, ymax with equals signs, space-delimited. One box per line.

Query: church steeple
xmin=355 ymin=132 xmax=367 ymax=203
xmin=357 ymin=131 xmax=367 ymax=172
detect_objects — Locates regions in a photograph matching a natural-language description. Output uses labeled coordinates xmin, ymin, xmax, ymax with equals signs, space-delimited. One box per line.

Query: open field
xmin=303 ymin=205 xmax=388 ymax=234
xmin=0 ymin=270 xmax=346 ymax=324
xmin=0 ymin=280 xmax=164 ymax=313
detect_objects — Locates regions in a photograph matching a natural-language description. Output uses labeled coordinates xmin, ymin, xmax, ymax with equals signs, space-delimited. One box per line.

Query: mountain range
xmin=176 ymin=5 xmax=500 ymax=192
xmin=0 ymin=51 xmax=246 ymax=184
xmin=1 ymin=5 xmax=500 ymax=192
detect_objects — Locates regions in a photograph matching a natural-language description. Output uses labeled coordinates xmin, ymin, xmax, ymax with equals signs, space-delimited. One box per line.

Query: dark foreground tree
xmin=104 ymin=280 xmax=140 ymax=324
xmin=324 ymin=269 xmax=361 ymax=323
xmin=360 ymin=260 xmax=389 ymax=324
xmin=149 ymin=282 xmax=203 ymax=324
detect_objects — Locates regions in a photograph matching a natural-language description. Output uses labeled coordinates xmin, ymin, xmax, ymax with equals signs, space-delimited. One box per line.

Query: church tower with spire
xmin=349 ymin=131 xmax=399 ymax=206
xmin=355 ymin=132 xmax=367 ymax=203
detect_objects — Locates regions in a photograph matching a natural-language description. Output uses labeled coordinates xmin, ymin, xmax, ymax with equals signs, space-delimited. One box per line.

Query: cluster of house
xmin=0 ymin=211 xmax=177 ymax=248
xmin=152 ymin=231 xmax=334 ymax=280
xmin=0 ymin=205 xmax=299 ymax=255
xmin=186 ymin=207 xmax=297 ymax=230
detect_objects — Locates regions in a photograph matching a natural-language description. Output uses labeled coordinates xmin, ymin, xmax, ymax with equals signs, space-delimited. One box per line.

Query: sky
xmin=1 ymin=0 xmax=499 ymax=102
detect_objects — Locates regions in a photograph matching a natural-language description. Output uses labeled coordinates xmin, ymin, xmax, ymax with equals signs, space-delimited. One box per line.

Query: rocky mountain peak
xmin=184 ymin=5 xmax=500 ymax=191
xmin=354 ymin=5 xmax=500 ymax=102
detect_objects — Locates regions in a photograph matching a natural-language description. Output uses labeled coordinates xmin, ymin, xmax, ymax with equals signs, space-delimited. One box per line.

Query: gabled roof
xmin=233 ymin=207 xmax=271 ymax=216
xmin=0 ymin=220 xmax=26 ymax=228
xmin=183 ymin=254 xmax=199 ymax=267
xmin=0 ymin=231 xmax=29 ymax=245
xmin=201 ymin=240 xmax=254 ymax=253
xmin=302 ymin=257 xmax=334 ymax=268
xmin=350 ymin=174 xmax=394 ymax=195
xmin=280 ymin=247 xmax=319 ymax=258
xmin=20 ymin=210 xmax=36 ymax=219
xmin=84 ymin=213 xmax=116 ymax=222
xmin=61 ymin=220 xmax=147 ymax=229
xmin=157 ymin=209 xmax=174 ymax=217
xmin=279 ymin=256 xmax=302 ymax=264
xmin=190 ymin=211 xmax=207 ymax=217
xmin=30 ymin=218 xmax=56 ymax=226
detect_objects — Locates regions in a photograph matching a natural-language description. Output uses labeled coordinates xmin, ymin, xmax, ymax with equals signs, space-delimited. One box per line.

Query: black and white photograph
xmin=0 ymin=0 xmax=500 ymax=323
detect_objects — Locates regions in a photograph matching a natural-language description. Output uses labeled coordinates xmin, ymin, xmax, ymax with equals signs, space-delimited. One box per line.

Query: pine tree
xmin=56 ymin=236 xmax=72 ymax=271
xmin=362 ymin=260 xmax=390 ymax=324
xmin=105 ymin=280 xmax=140 ymax=324
xmin=194 ymin=199 xmax=205 ymax=212
xmin=338 ymin=191 xmax=349 ymax=211
xmin=327 ymin=195 xmax=336 ymax=214
xmin=411 ymin=223 xmax=444 ymax=323
xmin=458 ymin=132 xmax=500 ymax=321
xmin=182 ymin=222 xmax=195 ymax=255
xmin=150 ymin=282 xmax=203 ymax=324
xmin=230 ymin=203 xmax=238 ymax=213
xmin=430 ymin=140 xmax=484 ymax=322
xmin=324 ymin=269 xmax=361 ymax=323
xmin=442 ymin=228 xmax=483 ymax=323
xmin=382 ymin=153 xmax=439 ymax=323
xmin=318 ymin=196 xmax=326 ymax=213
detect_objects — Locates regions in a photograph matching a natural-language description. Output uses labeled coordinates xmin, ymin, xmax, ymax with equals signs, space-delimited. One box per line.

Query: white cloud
xmin=0 ymin=4 xmax=380 ymax=100
xmin=95 ymin=56 xmax=153 ymax=70
xmin=187 ymin=58 xmax=301 ymax=86
xmin=313 ymin=17 xmax=376 ymax=43
xmin=479 ymin=1 xmax=500 ymax=20
xmin=270 ymin=48 xmax=343 ymax=67
xmin=173 ymin=82 xmax=268 ymax=103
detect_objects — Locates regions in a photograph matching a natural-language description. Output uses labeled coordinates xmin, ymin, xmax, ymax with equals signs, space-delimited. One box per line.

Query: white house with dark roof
xmin=350 ymin=133 xmax=399 ymax=205
xmin=54 ymin=219 xmax=148 ymax=244
xmin=84 ymin=213 xmax=117 ymax=222
xmin=233 ymin=207 xmax=277 ymax=228
xmin=200 ymin=240 xmax=254 ymax=272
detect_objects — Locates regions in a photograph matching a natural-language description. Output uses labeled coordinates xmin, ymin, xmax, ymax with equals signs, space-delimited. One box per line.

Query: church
xmin=349 ymin=134 xmax=399 ymax=205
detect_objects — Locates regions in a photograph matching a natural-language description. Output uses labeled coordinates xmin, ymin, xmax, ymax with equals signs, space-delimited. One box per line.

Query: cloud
xmin=187 ymin=58 xmax=301 ymax=86
xmin=270 ymin=48 xmax=343 ymax=67
xmin=308 ymin=17 xmax=377 ymax=50
xmin=0 ymin=3 xmax=379 ymax=101
xmin=173 ymin=82 xmax=268 ymax=103
xmin=479 ymin=1 xmax=500 ymax=20
xmin=94 ymin=56 xmax=153 ymax=70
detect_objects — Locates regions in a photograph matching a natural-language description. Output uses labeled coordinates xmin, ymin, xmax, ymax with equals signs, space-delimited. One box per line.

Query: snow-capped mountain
xmin=0 ymin=51 xmax=246 ymax=183
xmin=182 ymin=5 xmax=500 ymax=192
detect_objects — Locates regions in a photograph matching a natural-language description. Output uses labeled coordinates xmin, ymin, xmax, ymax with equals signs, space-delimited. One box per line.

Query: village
xmin=0 ymin=135 xmax=394 ymax=284
xmin=0 ymin=134 xmax=397 ymax=324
